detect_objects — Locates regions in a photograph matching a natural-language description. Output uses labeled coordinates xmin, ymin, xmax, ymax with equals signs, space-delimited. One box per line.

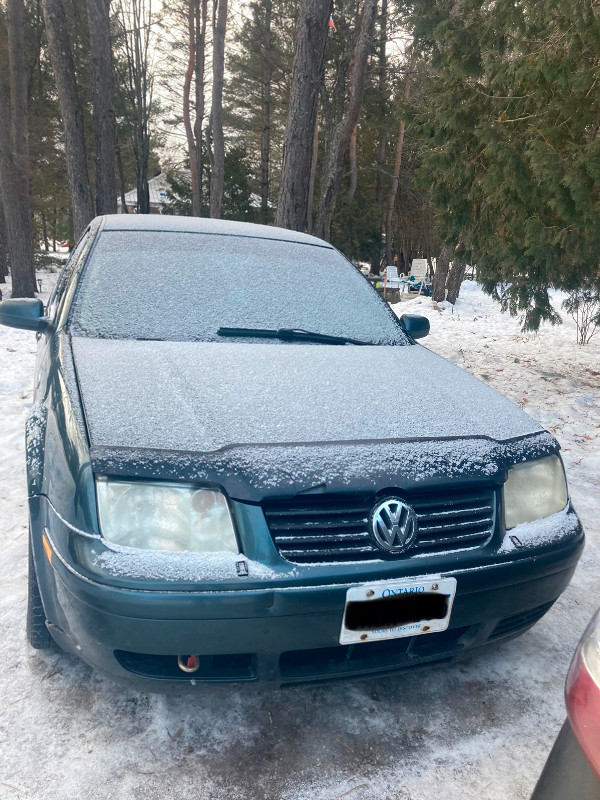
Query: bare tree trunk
xmin=0 ymin=203 xmax=8 ymax=284
xmin=116 ymin=0 xmax=153 ymax=214
xmin=276 ymin=0 xmax=332 ymax=231
xmin=8 ymin=0 xmax=28 ymax=159
xmin=42 ymin=0 xmax=94 ymax=238
xmin=446 ymin=258 xmax=467 ymax=304
xmin=384 ymin=50 xmax=416 ymax=266
xmin=313 ymin=0 xmax=378 ymax=242
xmin=196 ymin=0 xmax=208 ymax=214
xmin=0 ymin=0 xmax=36 ymax=298
xmin=183 ymin=0 xmax=201 ymax=216
xmin=133 ymin=0 xmax=150 ymax=214
xmin=41 ymin=212 xmax=49 ymax=252
xmin=87 ymin=0 xmax=117 ymax=214
xmin=372 ymin=0 xmax=387 ymax=275
xmin=432 ymin=245 xmax=451 ymax=303
xmin=260 ymin=0 xmax=272 ymax=224
xmin=306 ymin=113 xmax=319 ymax=233
xmin=346 ymin=125 xmax=357 ymax=202
xmin=115 ymin=139 xmax=128 ymax=211
xmin=209 ymin=0 xmax=227 ymax=218
xmin=196 ymin=0 xmax=208 ymax=215
xmin=0 ymin=78 xmax=36 ymax=297
xmin=183 ymin=0 xmax=204 ymax=217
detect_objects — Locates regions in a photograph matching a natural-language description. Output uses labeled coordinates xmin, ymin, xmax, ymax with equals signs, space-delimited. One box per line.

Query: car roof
xmin=98 ymin=214 xmax=334 ymax=249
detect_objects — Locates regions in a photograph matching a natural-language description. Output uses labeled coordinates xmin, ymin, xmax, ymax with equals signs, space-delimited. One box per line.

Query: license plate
xmin=339 ymin=576 xmax=457 ymax=645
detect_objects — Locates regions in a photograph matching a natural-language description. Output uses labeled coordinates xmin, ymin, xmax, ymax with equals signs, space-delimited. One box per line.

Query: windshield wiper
xmin=217 ymin=327 xmax=371 ymax=345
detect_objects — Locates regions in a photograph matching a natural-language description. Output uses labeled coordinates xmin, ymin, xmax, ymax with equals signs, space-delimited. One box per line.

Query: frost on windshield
xmin=70 ymin=231 xmax=407 ymax=345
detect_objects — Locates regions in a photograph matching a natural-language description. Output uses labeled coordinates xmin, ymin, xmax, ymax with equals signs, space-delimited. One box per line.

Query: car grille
xmin=489 ymin=601 xmax=555 ymax=640
xmin=263 ymin=487 xmax=496 ymax=564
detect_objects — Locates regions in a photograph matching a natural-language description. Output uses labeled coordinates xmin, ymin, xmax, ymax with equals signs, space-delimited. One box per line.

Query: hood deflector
xmin=89 ymin=432 xmax=558 ymax=502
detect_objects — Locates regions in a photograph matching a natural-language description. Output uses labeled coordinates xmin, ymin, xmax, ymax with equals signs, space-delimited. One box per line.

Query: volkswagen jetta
xmin=0 ymin=216 xmax=584 ymax=688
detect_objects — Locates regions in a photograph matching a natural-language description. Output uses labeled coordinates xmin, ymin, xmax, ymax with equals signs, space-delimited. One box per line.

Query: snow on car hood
xmin=72 ymin=338 xmax=543 ymax=452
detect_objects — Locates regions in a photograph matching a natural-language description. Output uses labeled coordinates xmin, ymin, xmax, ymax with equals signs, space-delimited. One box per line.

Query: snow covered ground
xmin=0 ymin=274 xmax=598 ymax=800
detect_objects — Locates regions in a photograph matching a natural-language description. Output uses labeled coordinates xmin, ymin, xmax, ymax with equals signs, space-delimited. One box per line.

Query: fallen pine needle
xmin=333 ymin=736 xmax=355 ymax=753
xmin=41 ymin=656 xmax=61 ymax=681
xmin=336 ymin=784 xmax=369 ymax=798
xmin=167 ymin=727 xmax=183 ymax=742
xmin=8 ymin=696 xmax=26 ymax=706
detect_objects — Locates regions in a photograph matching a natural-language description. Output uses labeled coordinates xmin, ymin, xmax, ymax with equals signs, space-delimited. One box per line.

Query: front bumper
xmin=31 ymin=495 xmax=584 ymax=689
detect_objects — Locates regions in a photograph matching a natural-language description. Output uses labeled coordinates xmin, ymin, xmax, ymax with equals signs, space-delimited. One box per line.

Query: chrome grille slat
xmin=266 ymin=506 xmax=370 ymax=518
xmin=263 ymin=489 xmax=496 ymax=565
xmin=282 ymin=545 xmax=378 ymax=558
xmin=275 ymin=532 xmax=371 ymax=544
xmin=415 ymin=505 xmax=492 ymax=522
xmin=416 ymin=517 xmax=493 ymax=535
xmin=268 ymin=518 xmax=368 ymax=532
xmin=417 ymin=531 xmax=492 ymax=548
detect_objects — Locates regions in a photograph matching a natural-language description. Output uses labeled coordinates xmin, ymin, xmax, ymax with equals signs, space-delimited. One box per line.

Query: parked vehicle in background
xmin=531 ymin=608 xmax=600 ymax=799
xmin=0 ymin=216 xmax=584 ymax=689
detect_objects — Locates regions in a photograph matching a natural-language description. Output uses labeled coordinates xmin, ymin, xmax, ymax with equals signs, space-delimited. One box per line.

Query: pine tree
xmin=225 ymin=0 xmax=297 ymax=223
xmin=164 ymin=146 xmax=255 ymax=220
xmin=411 ymin=0 xmax=600 ymax=329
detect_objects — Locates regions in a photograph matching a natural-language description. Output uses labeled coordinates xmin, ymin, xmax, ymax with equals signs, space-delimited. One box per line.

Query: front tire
xmin=27 ymin=538 xmax=54 ymax=649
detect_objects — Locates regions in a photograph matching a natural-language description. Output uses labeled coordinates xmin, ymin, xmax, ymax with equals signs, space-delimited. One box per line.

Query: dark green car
xmin=0 ymin=216 xmax=583 ymax=688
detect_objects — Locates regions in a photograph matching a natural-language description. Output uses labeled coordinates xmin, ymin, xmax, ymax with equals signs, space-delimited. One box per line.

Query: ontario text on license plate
xmin=339 ymin=576 xmax=457 ymax=645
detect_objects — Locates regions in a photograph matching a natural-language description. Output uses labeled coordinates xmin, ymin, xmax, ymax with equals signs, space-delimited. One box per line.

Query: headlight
xmin=95 ymin=478 xmax=239 ymax=553
xmin=503 ymin=455 xmax=568 ymax=529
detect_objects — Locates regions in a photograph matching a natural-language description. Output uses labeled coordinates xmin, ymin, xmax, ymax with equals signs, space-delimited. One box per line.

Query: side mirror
xmin=400 ymin=313 xmax=429 ymax=339
xmin=0 ymin=298 xmax=52 ymax=332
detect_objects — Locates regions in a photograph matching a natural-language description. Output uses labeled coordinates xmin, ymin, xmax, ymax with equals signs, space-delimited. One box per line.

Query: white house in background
xmin=118 ymin=170 xmax=272 ymax=215
xmin=117 ymin=173 xmax=171 ymax=214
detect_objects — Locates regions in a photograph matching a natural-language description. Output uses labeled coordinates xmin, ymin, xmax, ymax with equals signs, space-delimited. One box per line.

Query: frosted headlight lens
xmin=96 ymin=479 xmax=238 ymax=553
xmin=503 ymin=455 xmax=568 ymax=529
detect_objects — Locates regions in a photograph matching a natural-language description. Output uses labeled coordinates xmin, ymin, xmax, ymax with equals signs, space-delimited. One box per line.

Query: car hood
xmin=71 ymin=338 xmax=551 ymax=499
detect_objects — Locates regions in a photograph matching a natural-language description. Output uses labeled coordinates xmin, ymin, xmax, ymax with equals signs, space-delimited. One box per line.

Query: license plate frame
xmin=339 ymin=575 xmax=457 ymax=645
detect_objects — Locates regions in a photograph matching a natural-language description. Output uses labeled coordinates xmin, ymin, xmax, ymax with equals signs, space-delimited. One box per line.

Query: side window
xmin=47 ymin=228 xmax=94 ymax=325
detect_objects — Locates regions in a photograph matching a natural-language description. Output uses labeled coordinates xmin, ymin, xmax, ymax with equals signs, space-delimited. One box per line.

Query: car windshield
xmin=70 ymin=230 xmax=410 ymax=345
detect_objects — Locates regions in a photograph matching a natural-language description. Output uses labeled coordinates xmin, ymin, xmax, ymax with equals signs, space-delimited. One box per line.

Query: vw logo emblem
xmin=369 ymin=497 xmax=417 ymax=554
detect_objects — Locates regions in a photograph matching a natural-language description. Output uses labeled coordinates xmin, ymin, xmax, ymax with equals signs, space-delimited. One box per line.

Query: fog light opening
xmin=177 ymin=654 xmax=200 ymax=673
